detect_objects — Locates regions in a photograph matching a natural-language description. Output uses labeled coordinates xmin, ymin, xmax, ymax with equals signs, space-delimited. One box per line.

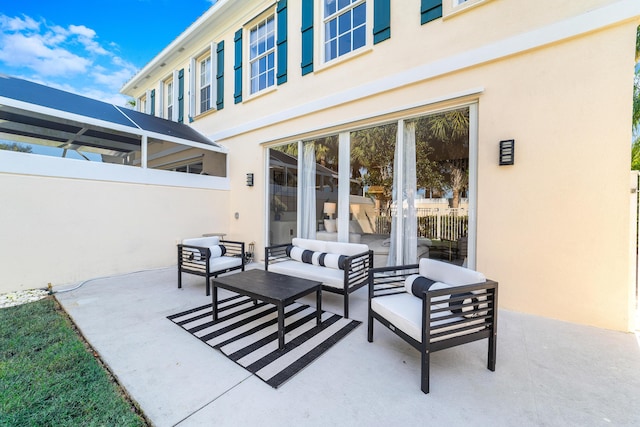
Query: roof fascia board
xmin=211 ymin=0 xmax=640 ymax=143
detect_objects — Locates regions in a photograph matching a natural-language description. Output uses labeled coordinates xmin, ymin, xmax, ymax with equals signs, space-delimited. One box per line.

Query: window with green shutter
xmin=421 ymin=0 xmax=442 ymax=25
xmin=150 ymin=89 xmax=155 ymax=116
xmin=277 ymin=0 xmax=288 ymax=85
xmin=216 ymin=41 xmax=224 ymax=110
xmin=234 ymin=29 xmax=243 ymax=104
xmin=373 ymin=0 xmax=390 ymax=44
xmin=301 ymin=0 xmax=314 ymax=75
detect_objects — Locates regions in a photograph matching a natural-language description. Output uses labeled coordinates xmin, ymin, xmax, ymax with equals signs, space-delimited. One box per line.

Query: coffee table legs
xmin=277 ymin=304 xmax=285 ymax=350
xmin=211 ymin=283 xmax=322 ymax=351
xmin=212 ymin=284 xmax=218 ymax=321
xmin=316 ymin=288 xmax=322 ymax=326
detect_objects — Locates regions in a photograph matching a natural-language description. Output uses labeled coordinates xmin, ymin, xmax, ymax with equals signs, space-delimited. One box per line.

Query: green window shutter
xmin=234 ymin=29 xmax=243 ymax=104
xmin=421 ymin=0 xmax=442 ymax=25
xmin=301 ymin=0 xmax=313 ymax=76
xmin=373 ymin=0 xmax=391 ymax=44
xmin=216 ymin=41 xmax=224 ymax=110
xmin=150 ymin=89 xmax=155 ymax=116
xmin=177 ymin=68 xmax=184 ymax=123
xmin=277 ymin=0 xmax=288 ymax=85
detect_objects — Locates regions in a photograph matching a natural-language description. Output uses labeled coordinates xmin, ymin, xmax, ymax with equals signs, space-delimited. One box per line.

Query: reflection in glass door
xmin=267 ymin=103 xmax=476 ymax=267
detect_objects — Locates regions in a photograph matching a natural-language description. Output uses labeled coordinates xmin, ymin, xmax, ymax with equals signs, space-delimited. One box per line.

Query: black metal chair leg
xmin=421 ymin=349 xmax=430 ymax=394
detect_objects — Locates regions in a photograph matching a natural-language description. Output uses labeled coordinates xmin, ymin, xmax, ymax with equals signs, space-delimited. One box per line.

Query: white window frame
xmin=322 ymin=0 xmax=368 ymax=64
xmin=165 ymin=77 xmax=174 ymax=122
xmin=157 ymin=81 xmax=164 ymax=119
xmin=444 ymin=0 xmax=490 ymax=17
xmin=138 ymin=94 xmax=147 ymax=113
xmin=247 ymin=13 xmax=277 ymax=97
xmin=199 ymin=54 xmax=213 ymax=113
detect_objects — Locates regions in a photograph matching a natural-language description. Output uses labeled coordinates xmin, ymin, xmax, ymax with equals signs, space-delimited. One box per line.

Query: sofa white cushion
xmin=209 ymin=256 xmax=242 ymax=273
xmin=371 ymin=292 xmax=487 ymax=343
xmin=183 ymin=236 xmax=220 ymax=247
xmin=208 ymin=245 xmax=226 ymax=258
xmin=371 ymin=293 xmax=423 ymax=342
xmin=291 ymin=238 xmax=327 ymax=253
xmin=418 ymin=258 xmax=485 ymax=286
xmin=268 ymin=260 xmax=345 ymax=288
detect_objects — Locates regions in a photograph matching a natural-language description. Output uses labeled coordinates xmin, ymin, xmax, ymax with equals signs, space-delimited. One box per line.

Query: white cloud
xmin=68 ymin=24 xmax=95 ymax=39
xmin=0 ymin=32 xmax=90 ymax=76
xmin=0 ymin=13 xmax=135 ymax=103
xmin=0 ymin=15 xmax=39 ymax=32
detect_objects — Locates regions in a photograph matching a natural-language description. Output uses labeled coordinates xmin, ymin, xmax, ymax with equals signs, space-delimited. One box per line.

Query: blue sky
xmin=0 ymin=0 xmax=217 ymax=107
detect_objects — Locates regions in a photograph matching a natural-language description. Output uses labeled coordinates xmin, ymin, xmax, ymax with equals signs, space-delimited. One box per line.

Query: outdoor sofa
xmin=368 ymin=258 xmax=498 ymax=393
xmin=265 ymin=237 xmax=373 ymax=319
xmin=177 ymin=236 xmax=245 ymax=296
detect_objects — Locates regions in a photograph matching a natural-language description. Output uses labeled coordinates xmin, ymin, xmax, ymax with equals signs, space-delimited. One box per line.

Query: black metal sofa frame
xmin=177 ymin=240 xmax=245 ymax=296
xmin=368 ymin=264 xmax=498 ymax=393
xmin=265 ymin=243 xmax=373 ymax=319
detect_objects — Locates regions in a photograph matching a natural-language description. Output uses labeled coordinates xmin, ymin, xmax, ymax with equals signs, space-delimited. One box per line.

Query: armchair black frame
xmin=368 ymin=264 xmax=498 ymax=393
xmin=177 ymin=240 xmax=245 ymax=296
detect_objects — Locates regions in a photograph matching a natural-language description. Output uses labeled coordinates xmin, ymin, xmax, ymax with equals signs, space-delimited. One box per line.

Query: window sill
xmin=314 ymin=45 xmax=373 ymax=75
xmin=443 ymin=0 xmax=492 ymax=20
xmin=192 ymin=107 xmax=217 ymax=121
xmin=243 ymin=85 xmax=277 ymax=104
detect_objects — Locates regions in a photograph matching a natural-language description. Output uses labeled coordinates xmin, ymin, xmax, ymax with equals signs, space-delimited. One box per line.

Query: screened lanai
xmin=0 ymin=74 xmax=226 ymax=176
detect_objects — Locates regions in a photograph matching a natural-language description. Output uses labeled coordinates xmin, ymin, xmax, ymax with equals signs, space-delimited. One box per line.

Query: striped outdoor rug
xmin=167 ymin=294 xmax=360 ymax=388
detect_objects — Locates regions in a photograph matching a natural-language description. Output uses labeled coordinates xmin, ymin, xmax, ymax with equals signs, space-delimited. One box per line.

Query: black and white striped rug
xmin=167 ymin=294 xmax=360 ymax=388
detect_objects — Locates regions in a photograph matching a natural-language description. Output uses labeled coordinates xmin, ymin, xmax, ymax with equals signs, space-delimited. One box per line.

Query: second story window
xmin=199 ymin=55 xmax=212 ymax=113
xmin=249 ymin=15 xmax=276 ymax=94
xmin=166 ymin=80 xmax=174 ymax=120
xmin=138 ymin=95 xmax=147 ymax=113
xmin=323 ymin=0 xmax=366 ymax=62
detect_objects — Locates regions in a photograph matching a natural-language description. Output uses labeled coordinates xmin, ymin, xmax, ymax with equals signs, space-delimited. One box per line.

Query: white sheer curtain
xmin=300 ymin=141 xmax=317 ymax=239
xmin=387 ymin=120 xmax=417 ymax=266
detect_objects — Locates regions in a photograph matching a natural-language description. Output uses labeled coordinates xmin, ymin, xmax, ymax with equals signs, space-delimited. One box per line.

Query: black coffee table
xmin=212 ymin=269 xmax=322 ymax=350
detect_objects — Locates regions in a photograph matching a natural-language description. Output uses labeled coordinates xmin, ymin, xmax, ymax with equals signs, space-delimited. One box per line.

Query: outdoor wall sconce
xmin=499 ymin=140 xmax=515 ymax=165
xmin=246 ymin=173 xmax=254 ymax=187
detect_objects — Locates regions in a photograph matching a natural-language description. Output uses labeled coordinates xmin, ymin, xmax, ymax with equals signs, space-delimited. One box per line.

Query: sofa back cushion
xmin=182 ymin=236 xmax=220 ymax=247
xmin=418 ymin=258 xmax=485 ymax=286
xmin=288 ymin=238 xmax=369 ymax=270
xmin=291 ymin=238 xmax=368 ymax=256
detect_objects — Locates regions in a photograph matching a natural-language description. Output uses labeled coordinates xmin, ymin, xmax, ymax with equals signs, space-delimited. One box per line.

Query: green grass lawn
xmin=0 ymin=297 xmax=148 ymax=426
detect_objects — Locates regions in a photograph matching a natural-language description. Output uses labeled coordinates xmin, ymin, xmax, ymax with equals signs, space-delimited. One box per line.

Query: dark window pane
xmin=338 ymin=11 xmax=351 ymax=35
xmin=338 ymin=33 xmax=351 ymax=56
xmin=326 ymin=20 xmax=337 ymax=39
xmin=353 ymin=26 xmax=366 ymax=50
xmin=338 ymin=0 xmax=351 ymax=11
xmin=353 ymin=3 xmax=366 ymax=26
xmin=325 ymin=0 xmax=336 ymax=16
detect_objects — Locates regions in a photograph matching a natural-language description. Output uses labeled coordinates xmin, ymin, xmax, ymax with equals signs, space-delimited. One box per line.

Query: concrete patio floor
xmin=54 ymin=264 xmax=640 ymax=427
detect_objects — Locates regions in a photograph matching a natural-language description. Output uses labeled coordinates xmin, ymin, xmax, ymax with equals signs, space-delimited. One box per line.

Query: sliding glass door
xmin=267 ymin=103 xmax=476 ymax=268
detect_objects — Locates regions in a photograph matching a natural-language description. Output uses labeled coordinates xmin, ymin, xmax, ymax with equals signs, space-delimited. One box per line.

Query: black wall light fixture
xmin=246 ymin=173 xmax=254 ymax=186
xmin=499 ymin=140 xmax=515 ymax=165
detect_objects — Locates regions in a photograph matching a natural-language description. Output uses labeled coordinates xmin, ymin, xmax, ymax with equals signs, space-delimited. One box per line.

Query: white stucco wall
xmin=0 ymin=164 xmax=230 ymax=294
